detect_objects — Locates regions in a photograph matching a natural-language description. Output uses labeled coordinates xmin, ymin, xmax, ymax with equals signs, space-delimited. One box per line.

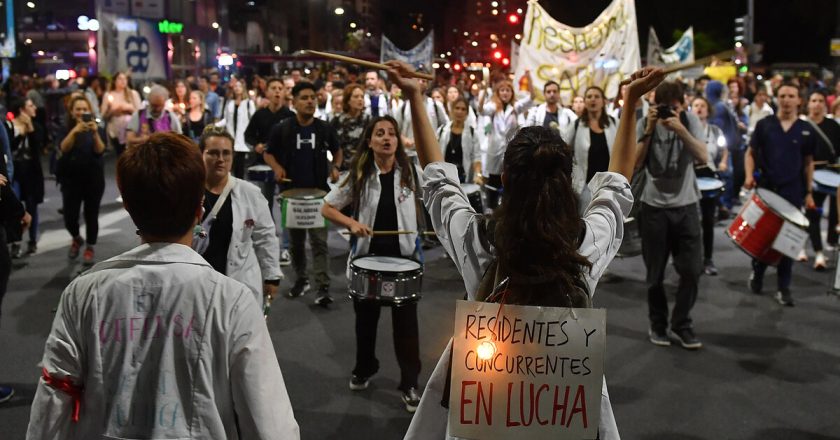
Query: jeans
xmin=806 ymin=191 xmax=838 ymax=252
xmin=641 ymin=203 xmax=702 ymax=331
xmin=352 ymin=299 xmax=421 ymax=391
xmin=699 ymin=196 xmax=717 ymax=261
xmin=752 ymin=257 xmax=793 ymax=291
xmin=61 ymin=168 xmax=105 ymax=245
xmin=288 ymin=227 xmax=329 ymax=287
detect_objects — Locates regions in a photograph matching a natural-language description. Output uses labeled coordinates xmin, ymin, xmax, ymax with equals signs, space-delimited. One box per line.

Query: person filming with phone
xmin=634 ymin=80 xmax=708 ymax=350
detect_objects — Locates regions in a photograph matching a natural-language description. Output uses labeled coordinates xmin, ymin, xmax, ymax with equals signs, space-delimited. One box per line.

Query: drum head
xmin=352 ymin=256 xmax=422 ymax=272
xmin=247 ymin=165 xmax=272 ymax=172
xmin=756 ymin=188 xmax=808 ymax=227
xmin=460 ymin=183 xmax=480 ymax=195
xmin=281 ymin=188 xmax=327 ymax=199
xmin=814 ymin=169 xmax=840 ymax=188
xmin=697 ymin=177 xmax=724 ymax=192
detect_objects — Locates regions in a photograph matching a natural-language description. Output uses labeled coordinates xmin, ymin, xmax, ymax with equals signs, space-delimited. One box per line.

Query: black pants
xmin=729 ymin=147 xmax=745 ymax=205
xmin=641 ymin=203 xmax=702 ymax=331
xmin=61 ymin=169 xmax=105 ymax=245
xmin=232 ymin=152 xmax=253 ymax=179
xmin=699 ymin=196 xmax=717 ymax=261
xmin=485 ymin=174 xmax=503 ymax=210
xmin=352 ymin=299 xmax=420 ymax=391
xmin=0 ymin=228 xmax=10 ymax=326
xmin=806 ymin=191 xmax=838 ymax=252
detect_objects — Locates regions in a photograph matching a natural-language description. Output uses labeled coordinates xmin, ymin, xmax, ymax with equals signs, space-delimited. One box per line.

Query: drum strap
xmin=807 ymin=119 xmax=836 ymax=160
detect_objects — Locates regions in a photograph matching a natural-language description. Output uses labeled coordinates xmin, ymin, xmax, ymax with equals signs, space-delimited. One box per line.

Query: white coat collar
xmin=96 ymin=242 xmax=212 ymax=268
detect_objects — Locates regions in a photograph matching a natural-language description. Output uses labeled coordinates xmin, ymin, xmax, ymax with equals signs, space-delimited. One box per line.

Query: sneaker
xmin=668 ymin=328 xmax=703 ymax=350
xmin=648 ymin=328 xmax=671 ymax=347
xmin=703 ymin=259 xmax=718 ymax=276
xmin=116 ymin=195 xmax=123 ymax=203
xmin=82 ymin=247 xmax=95 ymax=266
xmin=349 ymin=375 xmax=370 ymax=391
xmin=26 ymin=241 xmax=37 ymax=255
xmin=749 ymin=272 xmax=763 ymax=295
xmin=0 ymin=385 xmax=14 ymax=403
xmin=797 ymin=249 xmax=808 ymax=262
xmin=288 ymin=278 xmax=310 ymax=297
xmin=717 ymin=206 xmax=730 ymax=221
xmin=68 ymin=236 xmax=84 ymax=259
xmin=314 ymin=286 xmax=333 ymax=307
xmin=401 ymin=387 xmax=421 ymax=413
xmin=775 ymin=289 xmax=795 ymax=307
xmin=10 ymin=243 xmax=23 ymax=259
xmin=814 ymin=252 xmax=827 ymax=271
xmin=279 ymin=249 xmax=291 ymax=266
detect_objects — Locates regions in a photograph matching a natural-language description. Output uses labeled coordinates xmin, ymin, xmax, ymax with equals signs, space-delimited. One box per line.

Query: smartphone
xmin=81 ymin=113 xmax=93 ymax=123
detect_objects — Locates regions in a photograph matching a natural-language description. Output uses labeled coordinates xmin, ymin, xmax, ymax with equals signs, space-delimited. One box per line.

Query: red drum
xmin=726 ymin=188 xmax=809 ymax=266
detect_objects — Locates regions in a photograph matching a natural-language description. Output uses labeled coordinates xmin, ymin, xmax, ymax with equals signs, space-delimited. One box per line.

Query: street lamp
xmin=334 ymin=7 xmax=345 ymax=15
xmin=211 ymin=22 xmax=219 ymax=29
xmin=26 ymin=2 xmax=35 ymax=8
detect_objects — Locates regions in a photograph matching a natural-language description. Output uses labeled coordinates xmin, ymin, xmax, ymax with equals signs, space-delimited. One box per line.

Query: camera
xmin=656 ymin=104 xmax=674 ymax=119
xmin=81 ymin=113 xmax=94 ymax=123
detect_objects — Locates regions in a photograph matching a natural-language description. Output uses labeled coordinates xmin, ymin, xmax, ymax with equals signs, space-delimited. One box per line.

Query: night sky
xmin=389 ymin=0 xmax=839 ymax=67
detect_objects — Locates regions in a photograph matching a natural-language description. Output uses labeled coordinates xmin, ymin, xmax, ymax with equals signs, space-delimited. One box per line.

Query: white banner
xmin=97 ymin=0 xmax=129 ymax=15
xmin=647 ymin=26 xmax=694 ymax=67
xmin=381 ymin=31 xmax=434 ymax=72
xmin=514 ymin=0 xmax=640 ymax=101
xmin=130 ymin=0 xmax=165 ymax=19
xmin=97 ymin=13 xmax=168 ymax=80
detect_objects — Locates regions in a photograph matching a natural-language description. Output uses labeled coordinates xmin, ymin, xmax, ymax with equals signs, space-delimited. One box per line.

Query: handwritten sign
xmin=513 ymin=0 xmax=641 ymax=101
xmin=282 ymin=198 xmax=327 ymax=229
xmin=449 ymin=300 xmax=606 ymax=440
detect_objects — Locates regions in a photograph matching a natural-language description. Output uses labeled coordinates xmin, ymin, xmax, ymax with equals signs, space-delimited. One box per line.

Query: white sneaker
xmin=797 ymin=249 xmax=808 ymax=262
xmin=814 ymin=252 xmax=827 ymax=271
xmin=279 ymin=249 xmax=291 ymax=266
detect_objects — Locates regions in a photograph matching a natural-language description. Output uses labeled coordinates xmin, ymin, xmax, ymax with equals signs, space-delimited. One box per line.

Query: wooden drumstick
xmin=661 ymin=49 xmax=738 ymax=75
xmin=303 ymin=50 xmax=435 ymax=81
xmin=340 ymin=230 xmax=437 ymax=236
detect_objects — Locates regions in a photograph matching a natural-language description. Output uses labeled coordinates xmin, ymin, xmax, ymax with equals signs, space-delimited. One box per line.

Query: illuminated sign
xmin=158 ymin=20 xmax=183 ymax=34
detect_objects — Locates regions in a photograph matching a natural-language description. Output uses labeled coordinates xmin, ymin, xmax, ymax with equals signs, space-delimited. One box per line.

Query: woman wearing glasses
xmin=196 ymin=126 xmax=283 ymax=307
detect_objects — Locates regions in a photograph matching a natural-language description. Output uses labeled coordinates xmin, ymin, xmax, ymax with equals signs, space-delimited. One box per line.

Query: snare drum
xmin=247 ymin=164 xmax=274 ymax=183
xmin=697 ymin=177 xmax=725 ymax=199
xmin=279 ymin=188 xmax=328 ymax=229
xmin=460 ymin=183 xmax=484 ymax=213
xmin=813 ymin=169 xmax=840 ymax=196
xmin=726 ymin=188 xmax=810 ymax=266
xmin=348 ymin=255 xmax=423 ymax=305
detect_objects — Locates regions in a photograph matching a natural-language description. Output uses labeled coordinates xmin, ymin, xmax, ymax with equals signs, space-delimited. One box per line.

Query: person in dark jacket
xmin=9 ymin=98 xmax=45 ymax=255
xmin=707 ymin=80 xmax=747 ymax=213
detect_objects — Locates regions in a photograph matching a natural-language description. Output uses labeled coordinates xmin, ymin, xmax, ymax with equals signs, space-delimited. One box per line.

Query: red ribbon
xmin=41 ymin=368 xmax=84 ymax=423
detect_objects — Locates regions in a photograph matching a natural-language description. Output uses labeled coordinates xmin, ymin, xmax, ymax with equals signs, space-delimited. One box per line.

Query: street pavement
xmin=1 ymin=157 xmax=839 ymax=439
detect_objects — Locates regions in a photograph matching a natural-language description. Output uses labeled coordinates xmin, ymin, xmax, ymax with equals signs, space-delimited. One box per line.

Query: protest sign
xmin=514 ymin=0 xmax=641 ymax=101
xmin=647 ymin=26 xmax=695 ymax=67
xmin=381 ymin=31 xmax=434 ymax=72
xmin=448 ymin=300 xmax=606 ymax=440
xmin=97 ymin=13 xmax=168 ymax=80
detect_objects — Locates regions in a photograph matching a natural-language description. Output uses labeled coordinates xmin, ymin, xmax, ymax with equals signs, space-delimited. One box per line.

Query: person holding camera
xmin=635 ymin=81 xmax=708 ymax=350
xmin=58 ymin=95 xmax=105 ymax=265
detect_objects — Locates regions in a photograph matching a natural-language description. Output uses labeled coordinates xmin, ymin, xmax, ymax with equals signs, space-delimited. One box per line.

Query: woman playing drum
xmin=384 ymin=60 xmax=665 ymax=439
xmin=321 ymin=115 xmax=425 ymax=413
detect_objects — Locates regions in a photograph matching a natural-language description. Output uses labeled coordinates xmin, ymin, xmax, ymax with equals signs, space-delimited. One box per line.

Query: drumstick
xmin=302 ymin=50 xmax=435 ymax=81
xmin=662 ymin=49 xmax=738 ymax=75
xmin=340 ymin=230 xmax=437 ymax=236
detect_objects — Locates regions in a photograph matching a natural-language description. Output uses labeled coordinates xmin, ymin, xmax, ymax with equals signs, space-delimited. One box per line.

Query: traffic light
xmin=734 ymin=16 xmax=747 ymax=45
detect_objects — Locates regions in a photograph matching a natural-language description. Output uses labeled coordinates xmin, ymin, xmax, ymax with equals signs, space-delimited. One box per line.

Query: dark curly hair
xmin=491 ymin=126 xmax=592 ymax=307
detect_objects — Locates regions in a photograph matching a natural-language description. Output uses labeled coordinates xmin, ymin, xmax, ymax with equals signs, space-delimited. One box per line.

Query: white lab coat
xmin=524 ymin=103 xmax=578 ymax=133
xmin=481 ymin=96 xmax=534 ymax=175
xmin=364 ymin=91 xmax=390 ymax=118
xmin=404 ymin=162 xmax=630 ymax=440
xmin=395 ymin=97 xmax=450 ymax=144
xmin=325 ymin=162 xmax=423 ymax=262
xmin=562 ymin=117 xmax=619 ymax=196
xmin=436 ymin=122 xmax=482 ymax=182
xmin=224 ymin=99 xmax=256 ymax=152
xmin=224 ymin=177 xmax=283 ymax=305
xmin=26 ymin=243 xmax=299 ymax=440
